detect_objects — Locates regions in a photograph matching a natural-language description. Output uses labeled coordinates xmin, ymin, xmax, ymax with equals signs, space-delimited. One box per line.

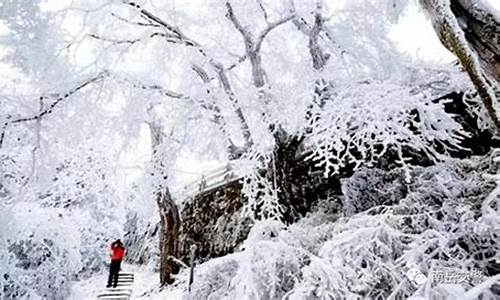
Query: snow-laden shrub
xmin=240 ymin=150 xmax=283 ymax=221
xmin=292 ymin=156 xmax=499 ymax=299
xmin=0 ymin=199 xmax=123 ymax=299
xmin=342 ymin=167 xmax=408 ymax=216
xmin=0 ymin=150 xmax=125 ymax=299
xmin=188 ymin=221 xmax=308 ymax=300
xmin=307 ymin=80 xmax=468 ymax=177
xmin=187 ymin=154 xmax=500 ymax=299
xmin=188 ymin=254 xmax=240 ymax=300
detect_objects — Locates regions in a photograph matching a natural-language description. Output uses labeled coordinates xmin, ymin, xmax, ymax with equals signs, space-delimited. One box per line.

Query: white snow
xmin=70 ymin=264 xmax=186 ymax=300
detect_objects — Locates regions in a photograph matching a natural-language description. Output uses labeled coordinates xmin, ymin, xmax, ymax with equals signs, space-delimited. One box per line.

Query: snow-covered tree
xmin=1 ymin=0 xmax=498 ymax=298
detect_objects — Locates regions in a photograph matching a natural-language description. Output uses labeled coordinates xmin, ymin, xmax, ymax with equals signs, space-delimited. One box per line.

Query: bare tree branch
xmin=256 ymin=0 xmax=270 ymax=24
xmin=111 ymin=75 xmax=189 ymax=100
xmin=111 ymin=12 xmax=161 ymax=28
xmin=122 ymin=1 xmax=202 ymax=51
xmin=225 ymin=1 xmax=294 ymax=87
xmin=211 ymin=62 xmax=254 ymax=149
xmin=0 ymin=72 xmax=108 ymax=148
xmin=308 ymin=3 xmax=329 ymax=71
xmin=116 ymin=1 xmax=256 ymax=154
xmin=191 ymin=64 xmax=241 ymax=156
xmin=256 ymin=13 xmax=295 ymax=51
xmin=89 ymin=33 xmax=141 ymax=45
xmin=224 ymin=2 xmax=253 ymax=41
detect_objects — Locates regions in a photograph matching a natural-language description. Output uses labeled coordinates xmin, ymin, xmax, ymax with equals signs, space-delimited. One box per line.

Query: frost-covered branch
xmin=256 ymin=14 xmax=295 ymax=52
xmin=116 ymin=2 xmax=255 ymax=155
xmin=122 ymin=1 xmax=204 ymax=51
xmin=0 ymin=72 xmax=108 ymax=148
xmin=191 ymin=64 xmax=245 ymax=157
xmin=307 ymin=3 xmax=329 ymax=71
xmin=225 ymin=1 xmax=295 ymax=88
xmin=89 ymin=33 xmax=141 ymax=45
xmin=111 ymin=12 xmax=161 ymax=28
xmin=111 ymin=75 xmax=189 ymax=100
xmin=256 ymin=0 xmax=270 ymax=24
xmin=211 ymin=62 xmax=254 ymax=149
xmin=307 ymin=80 xmax=467 ymax=177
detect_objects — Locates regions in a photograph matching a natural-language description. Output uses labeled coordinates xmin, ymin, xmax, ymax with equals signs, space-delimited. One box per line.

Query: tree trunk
xmin=420 ymin=0 xmax=500 ymax=132
xmin=267 ymin=127 xmax=305 ymax=223
xmin=156 ymin=188 xmax=180 ymax=285
xmin=147 ymin=118 xmax=181 ymax=285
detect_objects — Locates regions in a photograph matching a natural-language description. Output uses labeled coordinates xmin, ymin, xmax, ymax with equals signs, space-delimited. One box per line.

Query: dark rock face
xmin=122 ymin=182 xmax=251 ymax=267
xmin=177 ymin=140 xmax=342 ymax=263
xmin=178 ymin=180 xmax=251 ymax=264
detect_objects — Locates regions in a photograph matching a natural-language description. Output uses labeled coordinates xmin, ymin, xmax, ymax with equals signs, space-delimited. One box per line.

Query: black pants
xmin=107 ymin=260 xmax=121 ymax=287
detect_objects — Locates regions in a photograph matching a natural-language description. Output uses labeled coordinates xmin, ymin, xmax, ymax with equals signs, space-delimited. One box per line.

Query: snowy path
xmin=96 ymin=272 xmax=134 ymax=299
xmin=70 ymin=264 xmax=185 ymax=299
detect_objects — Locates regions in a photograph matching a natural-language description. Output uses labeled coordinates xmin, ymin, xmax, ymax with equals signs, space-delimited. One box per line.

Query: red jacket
xmin=110 ymin=244 xmax=125 ymax=261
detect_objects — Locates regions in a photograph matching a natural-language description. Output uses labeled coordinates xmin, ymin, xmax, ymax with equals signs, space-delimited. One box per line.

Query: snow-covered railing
xmin=179 ymin=163 xmax=242 ymax=198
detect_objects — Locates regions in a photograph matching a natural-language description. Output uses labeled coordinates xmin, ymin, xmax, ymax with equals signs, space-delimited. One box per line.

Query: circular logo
xmin=407 ymin=268 xmax=427 ymax=285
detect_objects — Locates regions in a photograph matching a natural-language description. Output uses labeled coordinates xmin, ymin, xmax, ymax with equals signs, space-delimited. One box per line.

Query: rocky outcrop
xmin=178 ymin=180 xmax=251 ymax=264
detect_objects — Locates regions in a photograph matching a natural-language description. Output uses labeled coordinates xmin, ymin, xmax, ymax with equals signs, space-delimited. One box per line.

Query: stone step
xmin=101 ymin=287 xmax=132 ymax=292
xmin=113 ymin=283 xmax=133 ymax=287
xmin=97 ymin=273 xmax=134 ymax=300
xmin=107 ymin=282 xmax=133 ymax=286
xmin=98 ymin=293 xmax=131 ymax=297
xmin=97 ymin=291 xmax=131 ymax=297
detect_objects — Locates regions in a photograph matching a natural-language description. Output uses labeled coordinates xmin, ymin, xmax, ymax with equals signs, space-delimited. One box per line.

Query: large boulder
xmin=178 ymin=180 xmax=251 ymax=264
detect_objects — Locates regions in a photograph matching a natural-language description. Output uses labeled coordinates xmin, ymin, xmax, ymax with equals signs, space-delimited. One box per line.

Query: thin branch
xmin=290 ymin=1 xmax=348 ymax=60
xmin=256 ymin=13 xmax=295 ymax=51
xmin=191 ymin=64 xmax=239 ymax=154
xmin=111 ymin=75 xmax=189 ymax=100
xmin=89 ymin=33 xmax=141 ymax=45
xmin=211 ymin=62 xmax=254 ymax=149
xmin=12 ymin=72 xmax=108 ymax=124
xmin=111 ymin=12 xmax=161 ymax=28
xmin=0 ymin=72 xmax=108 ymax=148
xmin=225 ymin=1 xmax=294 ymax=87
xmin=225 ymin=2 xmax=252 ymax=41
xmin=122 ymin=1 xmax=200 ymax=48
xmin=226 ymin=54 xmax=248 ymax=71
xmin=119 ymin=1 xmax=255 ymax=155
xmin=256 ymin=0 xmax=270 ymax=24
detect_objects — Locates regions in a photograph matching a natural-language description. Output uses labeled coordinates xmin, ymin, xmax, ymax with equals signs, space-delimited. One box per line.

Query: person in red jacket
xmin=106 ymin=239 xmax=126 ymax=288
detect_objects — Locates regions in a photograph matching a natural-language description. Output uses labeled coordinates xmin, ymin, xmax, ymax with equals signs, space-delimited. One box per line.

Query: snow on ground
xmin=69 ymin=264 xmax=187 ymax=299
